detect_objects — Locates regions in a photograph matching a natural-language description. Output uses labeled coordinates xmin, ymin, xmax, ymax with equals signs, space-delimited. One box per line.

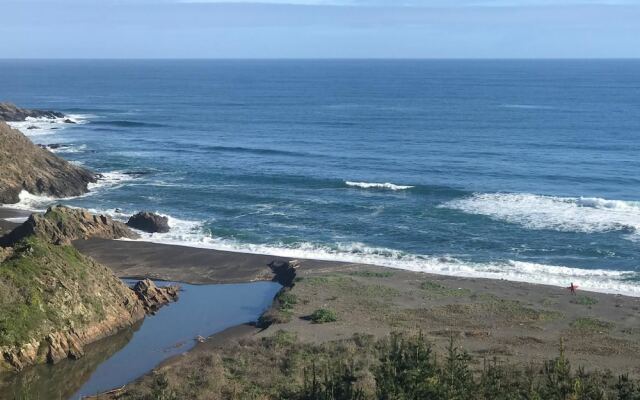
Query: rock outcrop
xmin=0 ymin=121 xmax=96 ymax=204
xmin=0 ymin=102 xmax=65 ymax=122
xmin=133 ymin=279 xmax=180 ymax=314
xmin=0 ymin=237 xmax=146 ymax=371
xmin=0 ymin=205 xmax=139 ymax=247
xmin=127 ymin=211 xmax=171 ymax=233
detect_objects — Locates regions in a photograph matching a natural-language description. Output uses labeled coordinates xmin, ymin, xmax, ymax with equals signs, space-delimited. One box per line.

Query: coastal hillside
xmin=0 ymin=120 xmax=96 ymax=204
xmin=0 ymin=207 xmax=176 ymax=372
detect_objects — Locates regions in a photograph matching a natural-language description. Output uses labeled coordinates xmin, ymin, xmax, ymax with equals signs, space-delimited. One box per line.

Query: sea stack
xmin=126 ymin=211 xmax=171 ymax=233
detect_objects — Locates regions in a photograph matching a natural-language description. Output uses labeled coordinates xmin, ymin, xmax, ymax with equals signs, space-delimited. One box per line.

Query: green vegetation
xmin=571 ymin=317 xmax=614 ymax=332
xmin=570 ymin=295 xmax=599 ymax=306
xmin=0 ymin=237 xmax=85 ymax=346
xmin=310 ymin=308 xmax=338 ymax=324
xmin=0 ymin=236 xmax=133 ymax=348
xmin=420 ymin=280 xmax=471 ymax=298
xmin=348 ymin=271 xmax=394 ymax=278
xmin=258 ymin=291 xmax=299 ymax=328
xmin=278 ymin=291 xmax=298 ymax=310
xmin=122 ymin=332 xmax=640 ymax=400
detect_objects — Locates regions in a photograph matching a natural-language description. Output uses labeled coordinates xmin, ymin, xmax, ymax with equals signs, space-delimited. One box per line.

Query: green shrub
xmin=278 ymin=291 xmax=298 ymax=310
xmin=349 ymin=271 xmax=394 ymax=278
xmin=570 ymin=295 xmax=598 ymax=306
xmin=310 ymin=308 xmax=337 ymax=324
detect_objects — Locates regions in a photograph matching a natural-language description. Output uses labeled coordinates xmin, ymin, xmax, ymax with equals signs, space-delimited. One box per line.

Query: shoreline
xmin=1 ymin=205 xmax=639 ymax=299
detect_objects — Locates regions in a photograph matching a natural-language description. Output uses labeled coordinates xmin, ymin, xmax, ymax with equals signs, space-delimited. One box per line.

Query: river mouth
xmin=0 ymin=280 xmax=282 ymax=400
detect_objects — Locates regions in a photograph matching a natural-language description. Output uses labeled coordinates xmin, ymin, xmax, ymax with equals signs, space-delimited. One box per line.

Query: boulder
xmin=133 ymin=279 xmax=180 ymax=314
xmin=127 ymin=211 xmax=170 ymax=233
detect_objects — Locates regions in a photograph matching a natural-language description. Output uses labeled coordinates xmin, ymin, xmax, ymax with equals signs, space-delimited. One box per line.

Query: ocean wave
xmin=130 ymin=221 xmax=640 ymax=296
xmin=5 ymin=191 xmax=71 ymax=212
xmin=345 ymin=181 xmax=414 ymax=191
xmin=88 ymin=171 xmax=142 ymax=191
xmin=91 ymin=120 xmax=167 ymax=128
xmin=499 ymin=104 xmax=555 ymax=110
xmin=441 ymin=193 xmax=640 ymax=240
xmin=48 ymin=144 xmax=88 ymax=154
xmin=7 ymin=114 xmax=90 ymax=136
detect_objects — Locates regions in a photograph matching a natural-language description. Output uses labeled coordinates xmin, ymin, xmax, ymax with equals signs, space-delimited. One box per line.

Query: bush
xmin=278 ymin=291 xmax=298 ymax=310
xmin=310 ymin=308 xmax=337 ymax=324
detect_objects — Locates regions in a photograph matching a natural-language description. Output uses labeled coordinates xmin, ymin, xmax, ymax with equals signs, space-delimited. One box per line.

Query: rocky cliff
xmin=0 ymin=102 xmax=65 ymax=122
xmin=0 ymin=120 xmax=96 ymax=204
xmin=0 ymin=208 xmax=176 ymax=372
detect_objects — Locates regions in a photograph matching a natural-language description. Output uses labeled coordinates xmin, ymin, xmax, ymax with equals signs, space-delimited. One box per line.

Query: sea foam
xmin=442 ymin=193 xmax=640 ymax=241
xmin=129 ymin=218 xmax=640 ymax=297
xmin=345 ymin=181 xmax=414 ymax=191
xmin=7 ymin=114 xmax=90 ymax=137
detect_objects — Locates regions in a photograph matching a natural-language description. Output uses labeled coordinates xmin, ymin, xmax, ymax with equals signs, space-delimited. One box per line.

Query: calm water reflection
xmin=0 ymin=281 xmax=281 ymax=400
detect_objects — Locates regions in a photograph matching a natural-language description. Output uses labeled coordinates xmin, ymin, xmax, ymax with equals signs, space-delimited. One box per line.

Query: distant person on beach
xmin=568 ymin=282 xmax=578 ymax=295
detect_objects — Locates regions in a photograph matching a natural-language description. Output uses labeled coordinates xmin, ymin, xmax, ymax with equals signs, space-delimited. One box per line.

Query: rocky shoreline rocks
xmin=0 ymin=207 xmax=176 ymax=372
xmin=0 ymin=205 xmax=139 ymax=247
xmin=0 ymin=120 xmax=96 ymax=204
xmin=133 ymin=279 xmax=180 ymax=314
xmin=0 ymin=102 xmax=66 ymax=122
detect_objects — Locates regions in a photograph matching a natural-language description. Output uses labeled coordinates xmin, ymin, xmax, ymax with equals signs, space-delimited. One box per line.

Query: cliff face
xmin=0 ymin=121 xmax=96 ymax=204
xmin=0 ymin=208 xmax=176 ymax=372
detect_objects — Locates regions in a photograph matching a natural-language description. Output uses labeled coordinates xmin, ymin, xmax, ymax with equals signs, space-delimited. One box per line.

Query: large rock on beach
xmin=0 ymin=120 xmax=96 ymax=204
xmin=0 ymin=102 xmax=65 ymax=121
xmin=127 ymin=211 xmax=170 ymax=233
xmin=0 ymin=205 xmax=139 ymax=247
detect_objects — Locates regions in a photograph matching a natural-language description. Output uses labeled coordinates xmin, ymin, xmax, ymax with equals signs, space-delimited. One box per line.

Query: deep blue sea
xmin=1 ymin=60 xmax=639 ymax=295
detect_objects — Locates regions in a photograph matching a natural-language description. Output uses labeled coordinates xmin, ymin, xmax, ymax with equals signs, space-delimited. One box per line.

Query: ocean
xmin=1 ymin=59 xmax=639 ymax=295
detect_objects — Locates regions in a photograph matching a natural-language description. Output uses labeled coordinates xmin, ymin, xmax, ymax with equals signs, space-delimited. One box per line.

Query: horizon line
xmin=1 ymin=57 xmax=640 ymax=61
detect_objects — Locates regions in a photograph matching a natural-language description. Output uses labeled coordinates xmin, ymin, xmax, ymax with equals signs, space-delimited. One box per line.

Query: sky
xmin=2 ymin=0 xmax=639 ymax=58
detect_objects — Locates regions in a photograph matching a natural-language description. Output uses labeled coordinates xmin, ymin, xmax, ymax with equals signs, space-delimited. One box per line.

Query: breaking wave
xmin=345 ymin=181 xmax=414 ymax=191
xmin=130 ymin=221 xmax=640 ymax=296
xmin=442 ymin=193 xmax=640 ymax=241
xmin=7 ymin=114 xmax=90 ymax=136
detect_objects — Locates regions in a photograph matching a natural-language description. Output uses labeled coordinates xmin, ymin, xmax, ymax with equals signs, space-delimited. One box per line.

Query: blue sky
xmin=2 ymin=0 xmax=639 ymax=58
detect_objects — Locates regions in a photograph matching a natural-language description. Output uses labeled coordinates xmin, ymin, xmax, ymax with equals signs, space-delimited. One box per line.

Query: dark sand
xmin=0 ymin=208 xmax=28 ymax=235
xmin=73 ymin=238 xmax=345 ymax=284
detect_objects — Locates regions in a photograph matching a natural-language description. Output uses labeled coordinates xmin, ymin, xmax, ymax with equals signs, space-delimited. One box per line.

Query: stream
xmin=0 ymin=280 xmax=281 ymax=400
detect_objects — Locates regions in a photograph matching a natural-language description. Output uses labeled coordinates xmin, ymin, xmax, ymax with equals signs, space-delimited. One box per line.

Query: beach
xmin=2 ymin=204 xmax=639 ymax=387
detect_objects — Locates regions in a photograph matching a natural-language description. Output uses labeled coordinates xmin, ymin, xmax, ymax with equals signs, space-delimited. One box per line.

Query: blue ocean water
xmin=1 ymin=60 xmax=639 ymax=295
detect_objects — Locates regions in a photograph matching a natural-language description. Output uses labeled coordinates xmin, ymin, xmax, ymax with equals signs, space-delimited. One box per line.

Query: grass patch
xmin=420 ymin=280 xmax=471 ymax=298
xmin=349 ymin=270 xmax=394 ymax=278
xmin=571 ymin=317 xmax=614 ymax=332
xmin=570 ymin=295 xmax=598 ymax=306
xmin=0 ymin=236 xmax=136 ymax=347
xmin=277 ymin=291 xmax=298 ymax=310
xmin=310 ymin=308 xmax=337 ymax=324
